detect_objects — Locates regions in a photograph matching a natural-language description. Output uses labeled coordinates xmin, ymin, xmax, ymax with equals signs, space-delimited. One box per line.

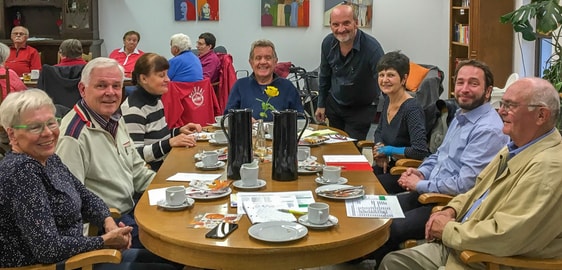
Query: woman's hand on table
xmin=180 ymin=123 xmax=203 ymax=135
xmin=170 ymin=133 xmax=197 ymax=147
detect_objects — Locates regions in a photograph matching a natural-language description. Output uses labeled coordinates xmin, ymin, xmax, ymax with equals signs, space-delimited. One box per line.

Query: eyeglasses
xmin=498 ymin=100 xmax=544 ymax=112
xmin=11 ymin=32 xmax=27 ymax=36
xmin=12 ymin=118 xmax=61 ymax=134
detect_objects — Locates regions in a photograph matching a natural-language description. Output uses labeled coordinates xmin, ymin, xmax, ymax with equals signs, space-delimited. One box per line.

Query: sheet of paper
xmin=301 ymin=129 xmax=338 ymax=138
xmin=243 ymin=201 xmax=297 ymax=224
xmin=345 ymin=195 xmax=405 ymax=218
xmin=166 ymin=173 xmax=222 ymax=182
xmin=323 ymin=155 xmax=369 ymax=163
xmin=235 ymin=191 xmax=315 ymax=215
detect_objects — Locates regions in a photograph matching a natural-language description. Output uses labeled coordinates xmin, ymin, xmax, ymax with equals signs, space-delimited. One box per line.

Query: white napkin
xmin=166 ymin=173 xmax=222 ymax=182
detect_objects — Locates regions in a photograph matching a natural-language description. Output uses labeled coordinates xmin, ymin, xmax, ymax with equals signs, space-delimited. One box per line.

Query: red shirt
xmin=6 ymin=44 xmax=42 ymax=76
xmin=0 ymin=67 xmax=27 ymax=99
xmin=109 ymin=48 xmax=144 ymax=77
xmin=55 ymin=58 xmax=87 ymax=67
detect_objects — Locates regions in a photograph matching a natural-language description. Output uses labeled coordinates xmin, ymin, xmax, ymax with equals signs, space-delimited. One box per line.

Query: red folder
xmin=325 ymin=162 xmax=373 ymax=171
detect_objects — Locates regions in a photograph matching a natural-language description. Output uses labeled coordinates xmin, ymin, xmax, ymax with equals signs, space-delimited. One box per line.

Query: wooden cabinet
xmin=449 ymin=0 xmax=514 ymax=96
xmin=0 ymin=0 xmax=102 ymax=65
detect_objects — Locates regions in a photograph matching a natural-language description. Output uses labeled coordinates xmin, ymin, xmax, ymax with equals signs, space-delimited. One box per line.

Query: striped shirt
xmin=121 ymin=86 xmax=179 ymax=171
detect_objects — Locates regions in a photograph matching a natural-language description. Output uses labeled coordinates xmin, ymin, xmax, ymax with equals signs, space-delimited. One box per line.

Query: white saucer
xmin=211 ymin=122 xmax=222 ymax=128
xmin=248 ymin=221 xmax=308 ymax=242
xmin=298 ymin=214 xmax=339 ymax=229
xmin=195 ymin=161 xmax=226 ymax=170
xmin=209 ymin=139 xmax=228 ymax=145
xmin=156 ymin=198 xmax=195 ymax=211
xmin=315 ymin=177 xmax=348 ymax=185
xmin=233 ymin=179 xmax=266 ymax=190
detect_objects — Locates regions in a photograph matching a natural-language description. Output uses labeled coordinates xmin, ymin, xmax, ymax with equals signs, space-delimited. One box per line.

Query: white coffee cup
xmin=308 ymin=202 xmax=329 ymax=224
xmin=297 ymin=146 xmax=310 ymax=161
xmin=322 ymin=166 xmax=341 ymax=183
xmin=30 ymin=69 xmax=40 ymax=80
xmin=201 ymin=151 xmax=219 ymax=167
xmin=240 ymin=161 xmax=259 ymax=187
xmin=215 ymin=115 xmax=223 ymax=123
xmin=213 ymin=130 xmax=228 ymax=143
xmin=165 ymin=186 xmax=187 ymax=206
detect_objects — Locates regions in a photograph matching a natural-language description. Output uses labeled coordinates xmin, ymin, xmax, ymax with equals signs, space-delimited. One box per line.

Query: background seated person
xmin=55 ymin=39 xmax=87 ymax=67
xmin=380 ymin=77 xmax=562 ymax=270
xmin=0 ymin=42 xmax=26 ymax=99
xmin=0 ymin=89 xmax=179 ymax=270
xmin=121 ymin=53 xmax=202 ymax=171
xmin=372 ymin=51 xmax=430 ymax=180
xmin=223 ymin=39 xmax=303 ymax=122
xmin=109 ymin=30 xmax=144 ymax=78
xmin=168 ymin=33 xmax=203 ymax=82
xmin=196 ymin=32 xmax=220 ymax=87
xmin=5 ymin=26 xmax=41 ymax=76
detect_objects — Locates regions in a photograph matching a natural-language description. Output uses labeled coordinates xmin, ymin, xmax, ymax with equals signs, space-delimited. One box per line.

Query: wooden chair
xmin=0 ymin=67 xmax=11 ymax=157
xmin=0 ymin=208 xmax=122 ymax=270
xmin=460 ymin=250 xmax=562 ymax=270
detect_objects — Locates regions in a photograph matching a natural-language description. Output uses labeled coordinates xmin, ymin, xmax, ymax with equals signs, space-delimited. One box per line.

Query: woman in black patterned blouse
xmin=0 ymin=89 xmax=178 ymax=269
xmin=373 ymin=52 xmax=430 ymax=194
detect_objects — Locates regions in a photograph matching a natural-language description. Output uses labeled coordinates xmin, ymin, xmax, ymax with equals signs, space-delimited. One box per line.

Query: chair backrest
xmin=162 ymin=78 xmax=221 ymax=127
xmin=0 ymin=67 xmax=11 ymax=104
xmin=37 ymin=64 xmax=84 ymax=108
xmin=216 ymin=53 xmax=236 ymax=112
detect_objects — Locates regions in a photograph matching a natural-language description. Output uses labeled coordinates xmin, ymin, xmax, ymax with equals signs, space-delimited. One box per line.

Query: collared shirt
xmin=79 ymin=99 xmax=121 ymax=138
xmin=318 ymin=29 xmax=384 ymax=107
xmin=416 ymin=103 xmax=509 ymax=195
xmin=199 ymin=50 xmax=221 ymax=84
xmin=461 ymin=128 xmax=556 ymax=222
xmin=55 ymin=57 xmax=87 ymax=67
xmin=5 ymin=44 xmax=42 ymax=76
xmin=108 ymin=47 xmax=144 ymax=76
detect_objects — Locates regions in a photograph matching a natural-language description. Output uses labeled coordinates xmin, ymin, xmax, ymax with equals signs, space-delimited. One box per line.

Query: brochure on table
xmin=236 ymin=191 xmax=315 ymax=224
xmin=165 ymin=173 xmax=222 ymax=182
xmin=345 ymin=195 xmax=405 ymax=219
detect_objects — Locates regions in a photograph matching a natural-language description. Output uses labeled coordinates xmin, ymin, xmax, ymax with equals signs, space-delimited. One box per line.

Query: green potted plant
xmin=500 ymin=0 xmax=562 ymax=90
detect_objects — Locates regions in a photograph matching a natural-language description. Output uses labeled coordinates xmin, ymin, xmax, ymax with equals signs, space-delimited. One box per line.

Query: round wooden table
xmin=135 ymin=127 xmax=390 ymax=270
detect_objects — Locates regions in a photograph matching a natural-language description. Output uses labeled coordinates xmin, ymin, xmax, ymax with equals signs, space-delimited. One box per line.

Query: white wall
xmin=98 ymin=0 xmax=450 ymax=91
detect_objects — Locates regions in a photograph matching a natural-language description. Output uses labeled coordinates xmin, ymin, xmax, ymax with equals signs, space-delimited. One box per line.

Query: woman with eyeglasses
xmin=0 ymin=89 xmax=179 ymax=269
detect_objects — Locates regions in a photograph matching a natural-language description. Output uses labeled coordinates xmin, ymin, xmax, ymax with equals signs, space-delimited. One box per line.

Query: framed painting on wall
xmin=323 ymin=0 xmax=372 ymax=28
xmin=174 ymin=0 xmax=197 ymax=21
xmin=197 ymin=0 xmax=219 ymax=21
xmin=261 ymin=0 xmax=309 ymax=27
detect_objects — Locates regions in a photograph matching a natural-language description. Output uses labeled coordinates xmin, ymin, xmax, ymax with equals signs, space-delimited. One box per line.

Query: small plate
xmin=233 ymin=179 xmax=266 ymax=190
xmin=248 ymin=221 xmax=308 ymax=242
xmin=195 ymin=161 xmax=226 ymax=170
xmin=156 ymin=198 xmax=195 ymax=211
xmin=187 ymin=187 xmax=232 ymax=200
xmin=315 ymin=177 xmax=348 ymax=185
xmin=315 ymin=184 xmax=365 ymax=200
xmin=209 ymin=139 xmax=228 ymax=145
xmin=211 ymin=122 xmax=222 ymax=128
xmin=195 ymin=132 xmax=213 ymax=141
xmin=298 ymin=214 xmax=339 ymax=229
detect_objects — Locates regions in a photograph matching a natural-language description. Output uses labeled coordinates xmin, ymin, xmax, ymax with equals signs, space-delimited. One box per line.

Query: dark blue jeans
xmin=94 ymin=248 xmax=182 ymax=270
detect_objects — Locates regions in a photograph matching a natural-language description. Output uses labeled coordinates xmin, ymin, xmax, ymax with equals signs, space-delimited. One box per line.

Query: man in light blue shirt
xmin=366 ymin=60 xmax=508 ymax=268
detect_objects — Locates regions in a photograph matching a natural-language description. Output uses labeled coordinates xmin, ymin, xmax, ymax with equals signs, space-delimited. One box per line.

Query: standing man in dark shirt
xmin=316 ymin=3 xmax=384 ymax=141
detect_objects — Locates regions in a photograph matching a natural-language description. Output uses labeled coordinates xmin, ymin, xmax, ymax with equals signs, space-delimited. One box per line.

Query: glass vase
xmin=254 ymin=119 xmax=267 ymax=158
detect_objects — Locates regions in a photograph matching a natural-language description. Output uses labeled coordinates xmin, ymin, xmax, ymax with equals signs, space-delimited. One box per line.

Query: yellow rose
xmin=265 ymin=86 xmax=279 ymax=97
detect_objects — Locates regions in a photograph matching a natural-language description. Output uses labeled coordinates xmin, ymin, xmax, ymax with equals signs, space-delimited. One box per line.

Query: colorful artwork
xmin=324 ymin=0 xmax=372 ymax=28
xmin=174 ymin=0 xmax=197 ymax=21
xmin=197 ymin=0 xmax=219 ymax=21
xmin=261 ymin=0 xmax=309 ymax=27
